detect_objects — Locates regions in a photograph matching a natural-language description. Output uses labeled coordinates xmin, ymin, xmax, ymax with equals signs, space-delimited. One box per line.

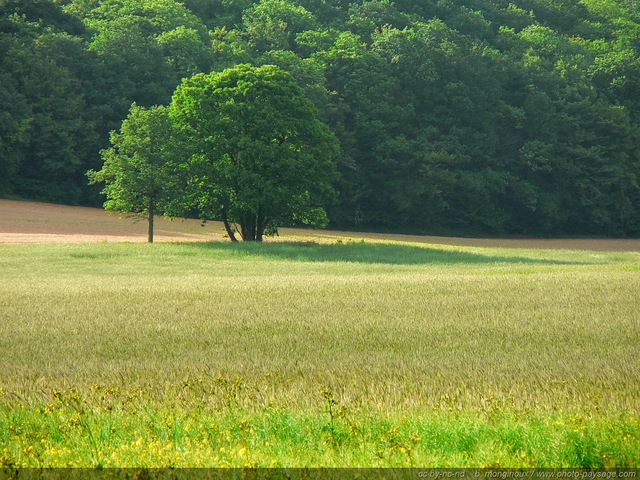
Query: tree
xmin=78 ymin=0 xmax=213 ymax=107
xmin=5 ymin=0 xmax=640 ymax=236
xmin=0 ymin=8 xmax=101 ymax=204
xmin=170 ymin=64 xmax=338 ymax=241
xmin=0 ymin=74 xmax=29 ymax=197
xmin=87 ymin=104 xmax=177 ymax=243
xmin=243 ymin=0 xmax=318 ymax=52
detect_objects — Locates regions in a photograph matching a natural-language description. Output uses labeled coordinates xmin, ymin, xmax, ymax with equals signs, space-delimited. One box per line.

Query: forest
xmin=1 ymin=0 xmax=640 ymax=236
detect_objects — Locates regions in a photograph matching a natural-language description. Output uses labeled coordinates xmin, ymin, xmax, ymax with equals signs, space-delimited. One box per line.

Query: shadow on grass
xmin=186 ymin=240 xmax=579 ymax=265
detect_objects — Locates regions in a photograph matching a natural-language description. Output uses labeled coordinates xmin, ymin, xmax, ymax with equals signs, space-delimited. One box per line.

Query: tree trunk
xmin=251 ymin=214 xmax=258 ymax=242
xmin=240 ymin=217 xmax=248 ymax=241
xmin=240 ymin=215 xmax=257 ymax=241
xmin=223 ymin=219 xmax=238 ymax=242
xmin=148 ymin=200 xmax=154 ymax=243
xmin=222 ymin=208 xmax=238 ymax=242
xmin=256 ymin=206 xmax=264 ymax=242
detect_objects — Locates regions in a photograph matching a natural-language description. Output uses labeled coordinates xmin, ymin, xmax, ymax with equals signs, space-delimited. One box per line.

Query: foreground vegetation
xmin=0 ymin=239 xmax=639 ymax=467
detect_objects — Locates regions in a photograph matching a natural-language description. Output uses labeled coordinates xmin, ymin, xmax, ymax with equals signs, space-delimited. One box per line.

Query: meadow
xmin=0 ymin=237 xmax=639 ymax=468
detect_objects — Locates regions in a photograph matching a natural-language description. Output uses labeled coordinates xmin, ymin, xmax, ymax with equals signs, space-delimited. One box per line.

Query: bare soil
xmin=1 ymin=198 xmax=639 ymax=251
xmin=0 ymin=199 xmax=224 ymax=244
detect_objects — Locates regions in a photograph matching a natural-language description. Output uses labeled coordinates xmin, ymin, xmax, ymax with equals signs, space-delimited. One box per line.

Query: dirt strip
xmin=2 ymin=199 xmax=639 ymax=250
xmin=0 ymin=199 xmax=223 ymax=244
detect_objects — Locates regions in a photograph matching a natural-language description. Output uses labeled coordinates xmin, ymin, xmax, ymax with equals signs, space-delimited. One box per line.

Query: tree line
xmin=1 ymin=0 xmax=639 ymax=236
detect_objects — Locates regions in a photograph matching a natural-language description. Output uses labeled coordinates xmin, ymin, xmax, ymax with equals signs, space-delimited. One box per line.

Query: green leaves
xmin=169 ymin=64 xmax=338 ymax=241
xmin=87 ymin=104 xmax=179 ymax=241
xmin=4 ymin=0 xmax=640 ymax=236
xmin=243 ymin=0 xmax=319 ymax=51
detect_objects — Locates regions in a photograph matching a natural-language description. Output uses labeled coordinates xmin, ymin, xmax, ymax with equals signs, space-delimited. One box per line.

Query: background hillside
xmin=1 ymin=0 xmax=640 ymax=236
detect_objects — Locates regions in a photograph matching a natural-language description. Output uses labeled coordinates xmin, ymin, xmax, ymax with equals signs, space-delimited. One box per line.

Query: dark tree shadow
xmin=185 ymin=241 xmax=583 ymax=265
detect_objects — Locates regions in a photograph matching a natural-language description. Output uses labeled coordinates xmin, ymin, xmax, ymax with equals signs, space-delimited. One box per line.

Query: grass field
xmin=0 ymin=202 xmax=639 ymax=468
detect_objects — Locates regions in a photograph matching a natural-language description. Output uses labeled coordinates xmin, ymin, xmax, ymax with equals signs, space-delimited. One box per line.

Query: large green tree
xmin=170 ymin=64 xmax=338 ymax=241
xmin=87 ymin=104 xmax=178 ymax=243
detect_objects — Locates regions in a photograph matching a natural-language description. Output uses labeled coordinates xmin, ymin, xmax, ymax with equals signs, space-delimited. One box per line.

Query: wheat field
xmin=1 ymin=237 xmax=639 ymax=468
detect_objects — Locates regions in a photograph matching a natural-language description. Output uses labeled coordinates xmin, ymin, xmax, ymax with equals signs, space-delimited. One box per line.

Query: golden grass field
xmin=0 ymin=199 xmax=639 ymax=468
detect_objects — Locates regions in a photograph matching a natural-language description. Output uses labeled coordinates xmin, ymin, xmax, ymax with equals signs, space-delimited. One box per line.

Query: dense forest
xmin=1 ymin=0 xmax=640 ymax=236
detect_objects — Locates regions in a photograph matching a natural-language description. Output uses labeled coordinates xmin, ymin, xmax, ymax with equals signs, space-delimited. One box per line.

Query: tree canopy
xmin=87 ymin=104 xmax=178 ymax=242
xmin=169 ymin=64 xmax=338 ymax=241
xmin=2 ymin=0 xmax=640 ymax=236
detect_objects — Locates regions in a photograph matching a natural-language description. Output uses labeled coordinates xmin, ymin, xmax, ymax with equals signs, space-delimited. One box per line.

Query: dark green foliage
xmin=1 ymin=0 xmax=86 ymax=34
xmin=0 ymin=4 xmax=101 ymax=203
xmin=2 ymin=0 xmax=640 ymax=236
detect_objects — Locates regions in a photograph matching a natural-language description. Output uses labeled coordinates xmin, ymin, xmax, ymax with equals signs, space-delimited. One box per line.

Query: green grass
xmin=0 ymin=240 xmax=639 ymax=467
